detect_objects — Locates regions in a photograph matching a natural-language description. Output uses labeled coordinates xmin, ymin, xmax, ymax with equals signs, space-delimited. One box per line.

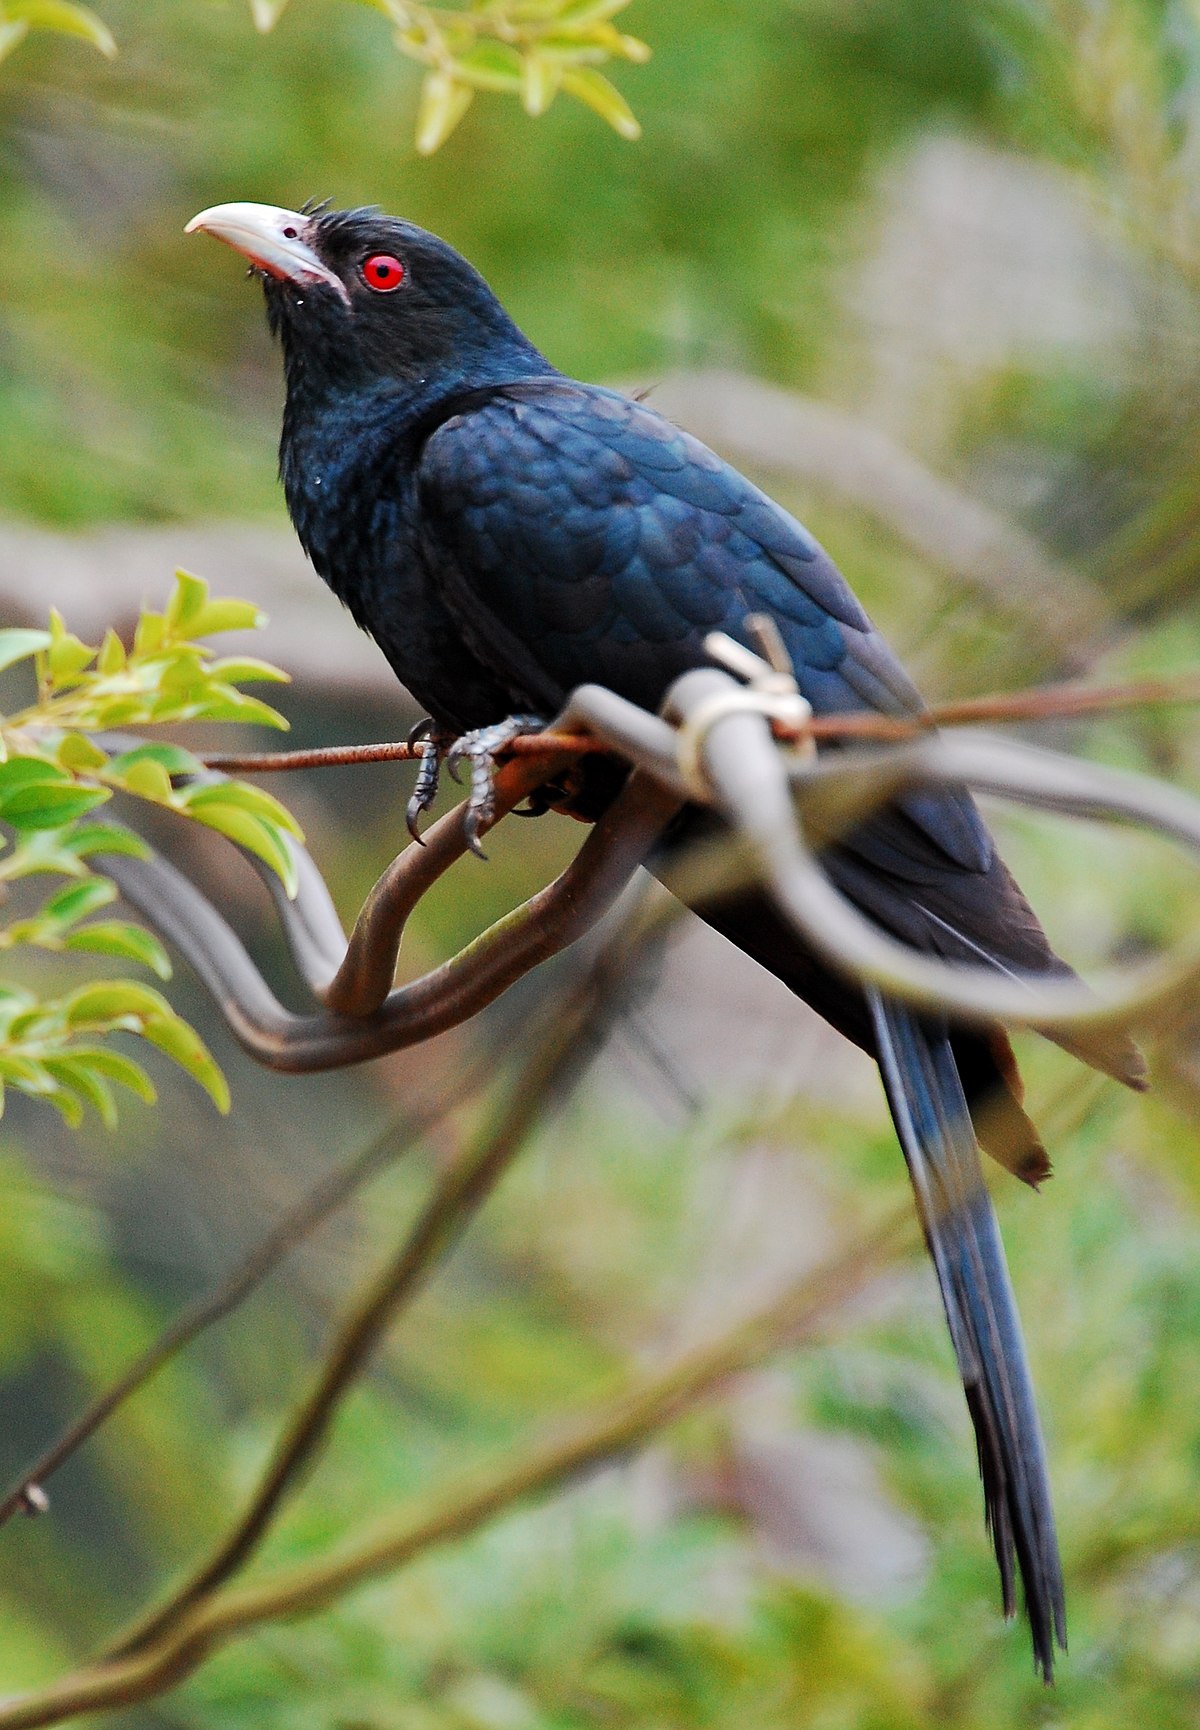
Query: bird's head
xmin=186 ymin=200 xmax=547 ymax=398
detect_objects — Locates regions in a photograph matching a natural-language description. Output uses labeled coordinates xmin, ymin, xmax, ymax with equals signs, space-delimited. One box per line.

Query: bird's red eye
xmin=362 ymin=254 xmax=406 ymax=292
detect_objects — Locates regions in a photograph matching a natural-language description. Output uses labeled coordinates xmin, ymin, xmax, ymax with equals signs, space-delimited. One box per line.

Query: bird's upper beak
xmin=185 ymin=202 xmax=349 ymax=304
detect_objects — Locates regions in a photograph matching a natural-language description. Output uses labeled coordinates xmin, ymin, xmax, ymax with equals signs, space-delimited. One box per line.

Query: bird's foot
xmin=405 ymin=718 xmax=455 ymax=844
xmin=445 ymin=714 xmax=547 ymax=858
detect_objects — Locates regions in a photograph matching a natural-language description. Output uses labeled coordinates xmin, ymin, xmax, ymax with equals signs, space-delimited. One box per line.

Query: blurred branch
xmin=104 ymin=926 xmax=646 ymax=1661
xmin=0 ymin=1206 xmax=912 ymax=1730
xmin=0 ymin=1052 xmax=494 ymax=1530
xmin=987 ymin=0 xmax=1200 ymax=282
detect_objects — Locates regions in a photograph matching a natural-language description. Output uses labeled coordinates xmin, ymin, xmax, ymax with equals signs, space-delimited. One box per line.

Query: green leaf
xmin=64 ymin=922 xmax=172 ymax=979
xmin=139 ymin=1016 xmax=230 ymax=1113
xmin=453 ymin=40 xmax=524 ymax=93
xmin=181 ymin=798 xmax=299 ymax=894
xmin=66 ymin=823 xmax=148 ymax=862
xmin=182 ymin=777 xmax=303 ymax=837
xmin=612 ymin=32 xmax=651 ymax=65
xmin=63 ymin=979 xmax=171 ymax=1027
xmin=42 ymin=878 xmax=117 ymax=927
xmin=0 ymin=629 xmax=51 ymax=674
xmin=162 ymin=572 xmax=269 ymax=642
xmin=0 ymin=831 xmax=91 ymax=880
xmin=5 ymin=2 xmax=115 ymax=57
xmin=0 ymin=1053 xmax=55 ymax=1092
xmin=0 ymin=21 xmax=30 ymax=63
xmin=41 ymin=1081 xmax=85 ymax=1128
xmin=56 ymin=731 xmax=110 ymax=772
xmin=560 ymin=65 xmax=640 ymax=137
xmin=190 ymin=600 xmax=269 ymax=637
xmin=206 ymin=656 xmax=289 ymax=685
xmin=110 ymin=757 xmax=177 ymax=804
xmin=150 ymin=643 xmax=207 ymax=693
xmin=76 ymin=698 xmax=145 ymax=728
xmin=108 ymin=741 xmax=201 ymax=779
xmin=188 ymin=688 xmax=290 ymax=729
xmin=164 ymin=568 xmax=210 ymax=633
xmin=43 ymin=610 xmax=96 ymax=683
xmin=556 ymin=0 xmax=632 ymax=24
xmin=74 ymin=1046 xmax=156 ymax=1104
xmin=96 ymin=628 xmax=126 ymax=675
xmin=40 ymin=1056 xmax=117 ymax=1128
xmin=0 ymin=782 xmax=110 ymax=831
xmin=522 ymin=51 xmax=561 ymax=116
xmin=132 ymin=611 xmax=165 ymax=657
xmin=0 ymin=757 xmax=66 ymax=795
xmin=415 ymin=71 xmax=475 ymax=155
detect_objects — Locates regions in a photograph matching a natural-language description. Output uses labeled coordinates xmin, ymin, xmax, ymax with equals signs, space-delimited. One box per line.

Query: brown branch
xmin=103 ymin=931 xmax=643 ymax=1663
xmin=198 ymin=670 xmax=1200 ymax=777
xmin=0 ymin=1208 xmax=913 ymax=1730
xmin=0 ymin=1059 xmax=494 ymax=1533
xmin=200 ymin=735 xmax=615 ymax=774
xmin=101 ymin=765 xmax=677 ymax=1069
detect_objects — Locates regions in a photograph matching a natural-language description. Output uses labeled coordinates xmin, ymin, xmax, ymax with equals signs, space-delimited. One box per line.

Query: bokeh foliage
xmin=3 ymin=3 xmax=1200 ymax=1729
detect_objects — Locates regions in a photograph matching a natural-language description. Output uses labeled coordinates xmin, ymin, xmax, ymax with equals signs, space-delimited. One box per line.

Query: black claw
xmin=437 ymin=714 xmax=548 ymax=861
xmin=405 ymin=794 xmax=428 ymax=846
xmin=405 ymin=735 xmax=446 ymax=843
xmin=407 ymin=714 xmax=434 ymax=751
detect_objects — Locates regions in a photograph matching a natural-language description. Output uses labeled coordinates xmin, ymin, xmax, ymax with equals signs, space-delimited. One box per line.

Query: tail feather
xmin=868 ymin=989 xmax=1066 ymax=1679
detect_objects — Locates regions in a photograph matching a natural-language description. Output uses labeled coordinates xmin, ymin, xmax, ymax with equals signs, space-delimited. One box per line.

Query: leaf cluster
xmin=0 ymin=572 xmax=302 ymax=1128
xmin=263 ymin=0 xmax=649 ymax=153
xmin=0 ymin=1 xmax=647 ymax=154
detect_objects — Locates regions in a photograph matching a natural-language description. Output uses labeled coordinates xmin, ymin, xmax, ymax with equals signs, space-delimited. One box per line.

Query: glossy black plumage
xmin=212 ymin=202 xmax=1149 ymax=1676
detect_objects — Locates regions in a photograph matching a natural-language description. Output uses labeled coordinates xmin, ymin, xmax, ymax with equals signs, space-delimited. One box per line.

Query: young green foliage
xmin=0 ymin=572 xmax=303 ymax=1128
xmin=1 ymin=3 xmax=647 ymax=151
xmin=258 ymin=1 xmax=649 ymax=152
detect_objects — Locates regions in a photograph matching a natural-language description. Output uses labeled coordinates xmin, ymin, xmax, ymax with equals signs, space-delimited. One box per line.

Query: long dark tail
xmin=867 ymin=989 xmax=1066 ymax=1679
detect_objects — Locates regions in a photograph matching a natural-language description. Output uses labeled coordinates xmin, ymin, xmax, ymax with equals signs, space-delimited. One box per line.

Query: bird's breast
xmin=282 ymin=426 xmax=522 ymax=731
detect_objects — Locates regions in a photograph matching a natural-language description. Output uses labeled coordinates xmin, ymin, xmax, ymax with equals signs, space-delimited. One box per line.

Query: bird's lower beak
xmin=185 ymin=201 xmax=349 ymax=304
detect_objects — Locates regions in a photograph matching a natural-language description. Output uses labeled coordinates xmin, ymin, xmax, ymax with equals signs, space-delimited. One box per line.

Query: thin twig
xmin=0 ymin=1209 xmax=913 ymax=1730
xmin=103 ymin=933 xmax=642 ymax=1663
xmin=0 ymin=1059 xmax=493 ymax=1532
xmin=199 ymin=735 xmax=611 ymax=773
xmin=198 ymin=671 xmax=1200 ymax=775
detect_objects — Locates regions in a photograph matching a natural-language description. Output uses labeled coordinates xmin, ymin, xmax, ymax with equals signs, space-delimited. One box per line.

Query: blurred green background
xmin=3 ymin=1 xmax=1200 ymax=1725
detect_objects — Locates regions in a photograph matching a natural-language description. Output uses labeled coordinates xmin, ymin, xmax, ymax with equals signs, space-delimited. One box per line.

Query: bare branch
xmin=98 ymin=768 xmax=680 ymax=1067
xmin=0 ymin=1209 xmax=912 ymax=1730
xmin=105 ymin=910 xmax=657 ymax=1662
xmin=0 ymin=1060 xmax=494 ymax=1532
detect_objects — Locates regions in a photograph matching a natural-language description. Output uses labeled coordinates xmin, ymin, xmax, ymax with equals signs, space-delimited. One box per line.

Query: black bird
xmin=187 ymin=200 xmax=1146 ymax=1675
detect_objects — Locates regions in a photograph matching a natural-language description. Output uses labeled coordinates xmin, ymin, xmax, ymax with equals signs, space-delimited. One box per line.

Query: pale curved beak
xmin=185 ymin=201 xmax=349 ymax=304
